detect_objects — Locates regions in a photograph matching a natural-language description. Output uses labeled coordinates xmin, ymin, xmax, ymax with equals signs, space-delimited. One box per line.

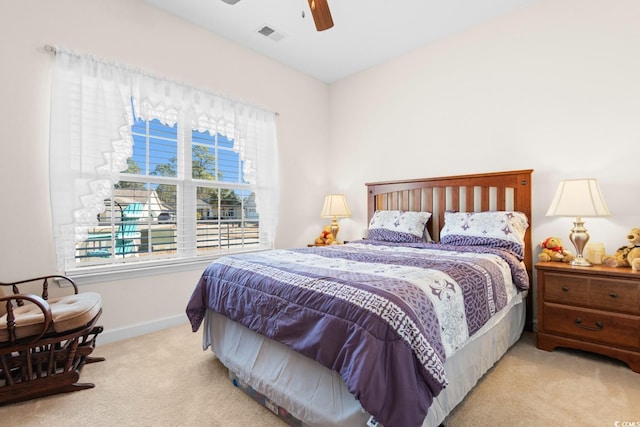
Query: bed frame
xmin=366 ymin=169 xmax=534 ymax=328
xmin=204 ymin=169 xmax=535 ymax=427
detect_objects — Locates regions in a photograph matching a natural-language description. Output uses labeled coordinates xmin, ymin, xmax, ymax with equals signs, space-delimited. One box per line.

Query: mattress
xmin=202 ymin=290 xmax=525 ymax=427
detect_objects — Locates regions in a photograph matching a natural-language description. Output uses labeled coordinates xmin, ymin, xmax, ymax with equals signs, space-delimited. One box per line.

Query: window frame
xmin=69 ymin=117 xmax=267 ymax=278
xmin=50 ymin=48 xmax=279 ymax=279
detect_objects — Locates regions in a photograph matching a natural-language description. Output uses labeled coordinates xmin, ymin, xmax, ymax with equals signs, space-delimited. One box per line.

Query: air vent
xmin=258 ymin=26 xmax=274 ymax=37
xmin=258 ymin=26 xmax=285 ymax=42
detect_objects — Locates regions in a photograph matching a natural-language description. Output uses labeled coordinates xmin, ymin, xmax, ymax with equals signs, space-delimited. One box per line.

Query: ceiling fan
xmin=307 ymin=0 xmax=334 ymax=31
xmin=221 ymin=0 xmax=334 ymax=32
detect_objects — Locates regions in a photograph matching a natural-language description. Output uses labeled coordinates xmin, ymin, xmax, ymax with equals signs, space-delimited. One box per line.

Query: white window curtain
xmin=49 ymin=47 xmax=279 ymax=271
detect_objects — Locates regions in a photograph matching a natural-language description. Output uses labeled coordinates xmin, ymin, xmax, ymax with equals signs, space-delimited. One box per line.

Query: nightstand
xmin=307 ymin=242 xmax=348 ymax=247
xmin=536 ymin=262 xmax=640 ymax=373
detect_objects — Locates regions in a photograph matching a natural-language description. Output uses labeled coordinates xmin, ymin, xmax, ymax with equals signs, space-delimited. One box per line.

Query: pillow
xmin=439 ymin=211 xmax=529 ymax=259
xmin=368 ymin=210 xmax=432 ymax=243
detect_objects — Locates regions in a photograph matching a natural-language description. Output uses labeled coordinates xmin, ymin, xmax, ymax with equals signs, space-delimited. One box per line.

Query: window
xmin=49 ymin=47 xmax=279 ymax=274
xmin=74 ymin=118 xmax=260 ymax=267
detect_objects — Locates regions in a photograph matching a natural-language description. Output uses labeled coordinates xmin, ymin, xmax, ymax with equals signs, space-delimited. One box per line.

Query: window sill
xmin=65 ymin=249 xmax=268 ymax=286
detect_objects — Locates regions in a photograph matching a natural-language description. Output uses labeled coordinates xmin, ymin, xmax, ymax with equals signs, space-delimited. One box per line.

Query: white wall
xmin=1 ymin=0 xmax=639 ymax=340
xmin=0 ymin=0 xmax=331 ymax=342
xmin=329 ymin=0 xmax=640 ymax=327
xmin=330 ymin=0 xmax=640 ymax=257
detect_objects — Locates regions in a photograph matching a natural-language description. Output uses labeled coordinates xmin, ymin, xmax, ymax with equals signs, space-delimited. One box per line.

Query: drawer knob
xmin=561 ymin=286 xmax=569 ymax=292
xmin=575 ymin=318 xmax=603 ymax=331
xmin=609 ymin=292 xmax=618 ymax=298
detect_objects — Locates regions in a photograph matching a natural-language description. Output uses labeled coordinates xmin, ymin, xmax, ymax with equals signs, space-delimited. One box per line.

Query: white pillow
xmin=368 ymin=210 xmax=432 ymax=243
xmin=440 ymin=211 xmax=529 ymax=258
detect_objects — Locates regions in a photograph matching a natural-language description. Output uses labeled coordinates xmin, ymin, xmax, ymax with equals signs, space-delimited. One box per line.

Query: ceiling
xmin=144 ymin=0 xmax=532 ymax=83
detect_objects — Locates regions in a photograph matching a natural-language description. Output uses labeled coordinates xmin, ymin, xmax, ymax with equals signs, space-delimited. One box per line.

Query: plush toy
xmin=602 ymin=228 xmax=640 ymax=271
xmin=538 ymin=237 xmax=575 ymax=263
xmin=314 ymin=225 xmax=335 ymax=245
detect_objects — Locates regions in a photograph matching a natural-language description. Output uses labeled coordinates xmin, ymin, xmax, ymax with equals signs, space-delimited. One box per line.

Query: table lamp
xmin=546 ymin=178 xmax=610 ymax=266
xmin=320 ymin=194 xmax=351 ymax=243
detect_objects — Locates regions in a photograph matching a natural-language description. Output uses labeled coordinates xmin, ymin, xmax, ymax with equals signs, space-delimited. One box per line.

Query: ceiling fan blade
xmin=307 ymin=0 xmax=334 ymax=31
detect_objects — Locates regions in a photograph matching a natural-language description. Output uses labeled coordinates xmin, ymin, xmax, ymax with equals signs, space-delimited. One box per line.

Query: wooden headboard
xmin=366 ymin=169 xmax=534 ymax=327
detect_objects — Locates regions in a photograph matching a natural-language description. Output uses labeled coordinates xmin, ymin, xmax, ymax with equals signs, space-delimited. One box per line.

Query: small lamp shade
xmin=320 ymin=194 xmax=351 ymax=243
xmin=546 ymin=178 xmax=610 ymax=217
xmin=546 ymin=178 xmax=610 ymax=266
xmin=320 ymin=194 xmax=352 ymax=219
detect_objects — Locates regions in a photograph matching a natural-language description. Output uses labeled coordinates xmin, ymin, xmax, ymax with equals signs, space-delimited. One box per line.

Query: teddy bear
xmin=602 ymin=228 xmax=640 ymax=271
xmin=314 ymin=225 xmax=335 ymax=245
xmin=538 ymin=237 xmax=575 ymax=263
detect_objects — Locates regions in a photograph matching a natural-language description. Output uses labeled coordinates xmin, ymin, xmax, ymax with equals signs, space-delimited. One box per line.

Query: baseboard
xmin=98 ymin=314 xmax=189 ymax=345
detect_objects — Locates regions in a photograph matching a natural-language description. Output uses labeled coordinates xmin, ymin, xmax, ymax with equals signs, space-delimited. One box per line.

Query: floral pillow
xmin=368 ymin=210 xmax=432 ymax=243
xmin=439 ymin=211 xmax=529 ymax=259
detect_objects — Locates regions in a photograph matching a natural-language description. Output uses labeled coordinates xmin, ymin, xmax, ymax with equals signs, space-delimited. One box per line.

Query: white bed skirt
xmin=203 ymin=293 xmax=525 ymax=427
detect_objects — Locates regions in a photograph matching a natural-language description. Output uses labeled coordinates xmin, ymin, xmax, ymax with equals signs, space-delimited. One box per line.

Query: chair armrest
xmin=0 ymin=293 xmax=53 ymax=344
xmin=0 ymin=275 xmax=79 ymax=300
xmin=87 ymin=232 xmax=113 ymax=241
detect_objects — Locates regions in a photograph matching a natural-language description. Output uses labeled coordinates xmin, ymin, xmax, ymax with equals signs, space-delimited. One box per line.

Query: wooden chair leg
xmin=0 ymin=320 xmax=104 ymax=405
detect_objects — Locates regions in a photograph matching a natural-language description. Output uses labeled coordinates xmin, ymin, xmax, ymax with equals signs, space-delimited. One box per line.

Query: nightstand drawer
xmin=544 ymin=274 xmax=589 ymax=306
xmin=543 ymin=303 xmax=640 ymax=350
xmin=590 ymin=278 xmax=640 ymax=314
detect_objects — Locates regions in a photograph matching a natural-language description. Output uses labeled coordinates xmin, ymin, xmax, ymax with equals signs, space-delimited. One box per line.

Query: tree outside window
xmin=75 ymin=118 xmax=259 ymax=266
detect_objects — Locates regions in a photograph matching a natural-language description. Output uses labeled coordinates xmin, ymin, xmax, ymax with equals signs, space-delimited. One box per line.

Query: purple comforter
xmin=186 ymin=241 xmax=528 ymax=427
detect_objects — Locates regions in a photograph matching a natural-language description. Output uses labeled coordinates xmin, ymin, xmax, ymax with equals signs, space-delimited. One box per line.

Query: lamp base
xmin=329 ymin=218 xmax=340 ymax=243
xmin=569 ymin=217 xmax=592 ymax=267
xmin=570 ymin=256 xmax=592 ymax=267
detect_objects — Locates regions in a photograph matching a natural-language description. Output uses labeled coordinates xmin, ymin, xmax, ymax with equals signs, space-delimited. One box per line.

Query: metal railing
xmin=76 ymin=220 xmax=260 ymax=262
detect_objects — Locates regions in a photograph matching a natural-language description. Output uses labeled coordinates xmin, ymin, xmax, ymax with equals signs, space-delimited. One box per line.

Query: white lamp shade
xmin=546 ymin=178 xmax=610 ymax=217
xmin=320 ymin=194 xmax=352 ymax=218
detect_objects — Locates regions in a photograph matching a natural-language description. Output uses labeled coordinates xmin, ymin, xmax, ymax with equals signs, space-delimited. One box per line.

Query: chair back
xmin=84 ymin=203 xmax=145 ymax=258
xmin=115 ymin=203 xmax=144 ymax=255
xmin=122 ymin=202 xmax=144 ymax=218
xmin=0 ymin=286 xmax=5 ymax=316
xmin=120 ymin=203 xmax=143 ymax=234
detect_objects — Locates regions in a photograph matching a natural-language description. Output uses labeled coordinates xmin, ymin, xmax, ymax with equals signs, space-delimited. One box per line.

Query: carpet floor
xmin=1 ymin=325 xmax=639 ymax=426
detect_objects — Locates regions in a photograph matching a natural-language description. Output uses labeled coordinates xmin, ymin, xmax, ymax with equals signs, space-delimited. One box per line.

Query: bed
xmin=186 ymin=169 xmax=533 ymax=427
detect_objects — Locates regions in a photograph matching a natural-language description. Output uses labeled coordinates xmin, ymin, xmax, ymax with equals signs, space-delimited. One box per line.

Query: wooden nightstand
xmin=536 ymin=262 xmax=640 ymax=373
xmin=307 ymin=242 xmax=348 ymax=247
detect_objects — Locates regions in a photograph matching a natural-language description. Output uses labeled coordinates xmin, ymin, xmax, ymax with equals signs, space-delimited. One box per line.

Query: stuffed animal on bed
xmin=538 ymin=237 xmax=574 ymax=263
xmin=602 ymin=228 xmax=640 ymax=271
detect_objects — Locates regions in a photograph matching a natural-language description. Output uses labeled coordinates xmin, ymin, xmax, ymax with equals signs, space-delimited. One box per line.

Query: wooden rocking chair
xmin=0 ymin=275 xmax=104 ymax=405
